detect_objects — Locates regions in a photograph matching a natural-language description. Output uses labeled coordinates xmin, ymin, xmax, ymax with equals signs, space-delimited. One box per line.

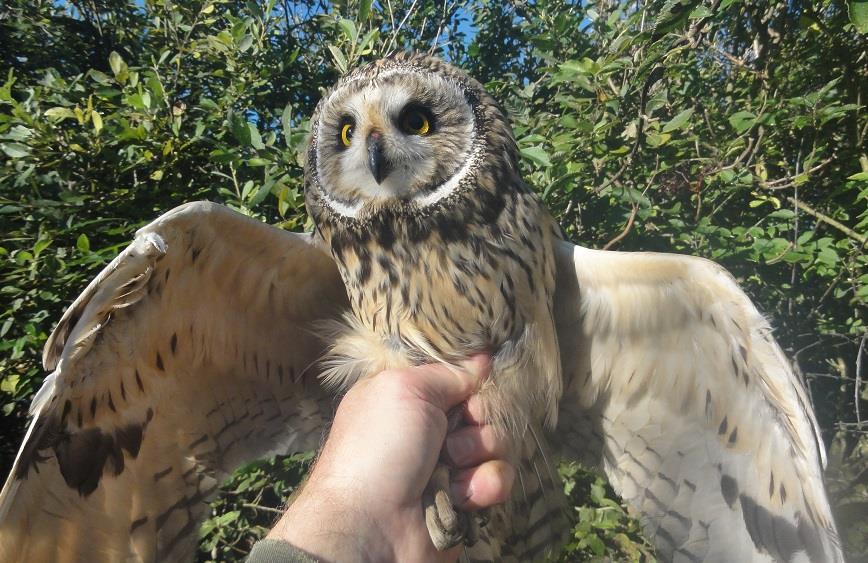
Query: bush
xmin=1 ymin=1 xmax=865 ymax=560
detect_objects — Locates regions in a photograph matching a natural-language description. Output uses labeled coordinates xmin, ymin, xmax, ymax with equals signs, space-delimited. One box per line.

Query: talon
xmin=423 ymin=463 xmax=474 ymax=550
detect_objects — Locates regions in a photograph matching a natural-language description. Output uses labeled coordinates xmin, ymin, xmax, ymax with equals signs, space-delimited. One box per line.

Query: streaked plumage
xmin=0 ymin=53 xmax=843 ymax=562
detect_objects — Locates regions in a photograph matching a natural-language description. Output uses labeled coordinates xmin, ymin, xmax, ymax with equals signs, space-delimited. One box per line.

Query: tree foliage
xmin=0 ymin=0 xmax=865 ymax=560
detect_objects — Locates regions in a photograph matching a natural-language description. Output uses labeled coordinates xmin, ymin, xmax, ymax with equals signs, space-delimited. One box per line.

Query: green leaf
xmin=249 ymin=182 xmax=272 ymax=207
xmin=520 ymin=146 xmax=552 ymax=167
xmin=229 ymin=112 xmax=250 ymax=145
xmin=124 ymin=93 xmax=146 ymax=110
xmin=338 ymin=18 xmax=358 ymax=43
xmin=1 ymin=374 xmax=19 ymax=393
xmin=689 ymin=5 xmax=713 ymax=18
xmin=1 ymin=143 xmax=30 ymax=158
xmin=247 ymin=122 xmax=264 ymax=150
xmin=238 ymin=34 xmax=254 ymax=52
xmin=89 ymin=70 xmax=112 ymax=84
xmin=850 ymin=0 xmax=868 ymax=33
xmin=728 ymin=111 xmax=756 ymax=133
xmin=76 ymin=234 xmax=90 ymax=252
xmin=328 ymin=45 xmax=348 ymax=73
xmin=44 ymin=107 xmax=76 ymax=121
xmin=357 ymin=29 xmax=379 ymax=54
xmin=769 ymin=209 xmax=796 ymax=219
xmin=645 ymin=131 xmax=671 ymax=147
xmin=662 ymin=108 xmax=694 ymax=133
xmin=241 ymin=180 xmax=255 ymax=200
xmin=585 ymin=533 xmax=606 ymax=556
xmin=108 ymin=51 xmax=128 ymax=81
xmin=91 ymin=111 xmax=103 ymax=134
xmin=847 ymin=171 xmax=868 ymax=181
xmin=359 ymin=0 xmax=372 ymax=20
xmin=146 ymin=76 xmax=165 ymax=104
xmin=4 ymin=125 xmax=32 ymax=142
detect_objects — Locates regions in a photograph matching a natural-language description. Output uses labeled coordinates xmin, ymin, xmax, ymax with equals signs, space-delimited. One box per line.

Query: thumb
xmin=409 ymin=354 xmax=491 ymax=413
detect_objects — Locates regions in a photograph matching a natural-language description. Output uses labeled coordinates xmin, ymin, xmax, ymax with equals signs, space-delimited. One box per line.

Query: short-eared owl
xmin=0 ymin=53 xmax=843 ymax=562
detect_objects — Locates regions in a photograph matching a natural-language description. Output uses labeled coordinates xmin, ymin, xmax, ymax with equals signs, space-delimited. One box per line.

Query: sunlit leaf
xmin=328 ymin=45 xmax=348 ymax=73
xmin=520 ymin=146 xmax=552 ymax=167
xmin=728 ymin=110 xmax=756 ymax=133
xmin=661 ymin=107 xmax=694 ymax=133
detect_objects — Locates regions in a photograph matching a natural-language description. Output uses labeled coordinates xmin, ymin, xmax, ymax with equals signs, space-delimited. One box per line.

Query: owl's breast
xmin=342 ymin=233 xmax=522 ymax=356
xmin=316 ymin=189 xmax=564 ymax=428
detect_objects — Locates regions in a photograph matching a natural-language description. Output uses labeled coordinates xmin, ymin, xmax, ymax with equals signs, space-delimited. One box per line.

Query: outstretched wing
xmin=0 ymin=202 xmax=349 ymax=562
xmin=553 ymin=241 xmax=843 ymax=562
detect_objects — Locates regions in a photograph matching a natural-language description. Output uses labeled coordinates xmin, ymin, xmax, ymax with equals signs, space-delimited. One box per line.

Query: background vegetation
xmin=1 ymin=0 xmax=865 ymax=560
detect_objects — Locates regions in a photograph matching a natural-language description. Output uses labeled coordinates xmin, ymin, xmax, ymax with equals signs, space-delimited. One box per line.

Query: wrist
xmin=269 ymin=477 xmax=397 ymax=562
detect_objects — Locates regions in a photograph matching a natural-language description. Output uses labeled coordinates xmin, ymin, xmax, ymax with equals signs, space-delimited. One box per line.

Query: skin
xmin=267 ymin=355 xmax=515 ymax=562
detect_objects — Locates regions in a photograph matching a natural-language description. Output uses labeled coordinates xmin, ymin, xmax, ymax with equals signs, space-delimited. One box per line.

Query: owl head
xmin=305 ymin=53 xmax=520 ymax=224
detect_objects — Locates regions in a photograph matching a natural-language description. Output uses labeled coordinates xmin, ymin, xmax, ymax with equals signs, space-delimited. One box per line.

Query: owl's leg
xmin=423 ymin=463 xmax=475 ymax=550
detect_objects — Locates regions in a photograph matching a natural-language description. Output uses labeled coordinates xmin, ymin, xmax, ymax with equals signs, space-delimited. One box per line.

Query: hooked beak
xmin=367 ymin=132 xmax=392 ymax=184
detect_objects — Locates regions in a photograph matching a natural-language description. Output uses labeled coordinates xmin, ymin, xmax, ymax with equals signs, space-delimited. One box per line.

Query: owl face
xmin=307 ymin=56 xmax=495 ymax=219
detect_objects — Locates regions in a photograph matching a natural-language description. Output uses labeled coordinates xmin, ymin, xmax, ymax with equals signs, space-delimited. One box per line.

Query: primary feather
xmin=554 ymin=242 xmax=842 ymax=562
xmin=0 ymin=202 xmax=347 ymax=562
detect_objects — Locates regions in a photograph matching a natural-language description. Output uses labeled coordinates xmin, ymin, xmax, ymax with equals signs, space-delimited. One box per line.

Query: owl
xmin=0 ymin=53 xmax=844 ymax=562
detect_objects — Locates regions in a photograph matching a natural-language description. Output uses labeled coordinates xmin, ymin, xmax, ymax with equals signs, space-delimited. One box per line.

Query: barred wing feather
xmin=553 ymin=241 xmax=843 ymax=563
xmin=0 ymin=202 xmax=348 ymax=563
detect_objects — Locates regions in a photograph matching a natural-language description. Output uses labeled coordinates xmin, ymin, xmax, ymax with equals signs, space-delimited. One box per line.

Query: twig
xmin=784 ymin=196 xmax=866 ymax=244
xmin=857 ymin=335 xmax=866 ymax=426
xmin=593 ymin=66 xmax=664 ymax=194
xmin=707 ymin=41 xmax=768 ymax=78
xmin=602 ymin=204 xmax=638 ymax=250
xmin=428 ymin=0 xmax=450 ymax=54
xmin=789 ymin=147 xmax=802 ymax=316
xmin=386 ymin=0 xmax=419 ymax=55
xmin=242 ymin=503 xmax=284 ymax=515
xmin=759 ymin=157 xmax=834 ymax=190
xmin=385 ymin=0 xmax=396 ymax=31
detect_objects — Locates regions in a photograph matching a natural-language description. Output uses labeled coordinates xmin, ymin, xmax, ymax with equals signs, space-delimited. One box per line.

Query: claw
xmin=424 ymin=463 xmax=476 ymax=550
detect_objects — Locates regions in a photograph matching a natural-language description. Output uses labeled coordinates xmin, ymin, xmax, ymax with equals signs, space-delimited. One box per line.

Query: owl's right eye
xmin=339 ymin=119 xmax=354 ymax=148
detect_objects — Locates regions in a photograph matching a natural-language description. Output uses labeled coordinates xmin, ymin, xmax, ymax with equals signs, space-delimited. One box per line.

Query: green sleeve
xmin=246 ymin=539 xmax=320 ymax=563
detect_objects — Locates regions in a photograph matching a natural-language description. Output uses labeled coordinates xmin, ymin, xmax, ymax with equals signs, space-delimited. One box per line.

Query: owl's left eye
xmin=399 ymin=105 xmax=433 ymax=136
xmin=338 ymin=118 xmax=354 ymax=148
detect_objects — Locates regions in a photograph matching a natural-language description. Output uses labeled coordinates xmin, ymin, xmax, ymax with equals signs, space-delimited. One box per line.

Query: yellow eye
xmin=401 ymin=109 xmax=431 ymax=135
xmin=340 ymin=122 xmax=354 ymax=147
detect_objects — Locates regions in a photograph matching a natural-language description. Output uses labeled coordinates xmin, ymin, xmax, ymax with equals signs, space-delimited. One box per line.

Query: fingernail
xmin=446 ymin=433 xmax=474 ymax=465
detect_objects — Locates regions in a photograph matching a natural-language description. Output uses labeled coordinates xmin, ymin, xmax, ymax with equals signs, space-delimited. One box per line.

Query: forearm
xmin=266 ymin=479 xmax=401 ymax=562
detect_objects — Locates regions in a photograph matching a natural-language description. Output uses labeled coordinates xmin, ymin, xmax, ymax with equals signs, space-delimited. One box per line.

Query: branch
xmin=706 ymin=41 xmax=768 ymax=78
xmin=759 ymin=157 xmax=834 ymax=190
xmin=857 ymin=335 xmax=865 ymax=426
xmin=593 ymin=66 xmax=664 ymax=194
xmin=242 ymin=503 xmax=284 ymax=515
xmin=785 ymin=196 xmax=866 ymax=244
xmin=602 ymin=204 xmax=638 ymax=250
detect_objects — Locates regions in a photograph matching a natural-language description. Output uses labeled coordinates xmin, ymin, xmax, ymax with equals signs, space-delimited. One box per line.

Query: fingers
xmin=443 ymin=398 xmax=515 ymax=512
xmin=405 ymin=354 xmax=491 ymax=412
xmin=444 ymin=424 xmax=509 ymax=468
xmin=450 ymin=460 xmax=515 ymax=511
xmin=462 ymin=394 xmax=487 ymax=426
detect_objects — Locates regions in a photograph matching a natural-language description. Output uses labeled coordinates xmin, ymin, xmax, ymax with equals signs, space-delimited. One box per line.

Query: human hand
xmin=267 ymin=356 xmax=514 ymax=562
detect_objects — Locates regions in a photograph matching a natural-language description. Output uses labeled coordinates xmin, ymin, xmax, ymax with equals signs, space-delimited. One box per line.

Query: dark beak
xmin=367 ymin=132 xmax=391 ymax=184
